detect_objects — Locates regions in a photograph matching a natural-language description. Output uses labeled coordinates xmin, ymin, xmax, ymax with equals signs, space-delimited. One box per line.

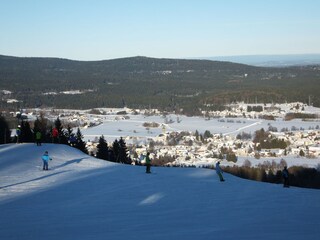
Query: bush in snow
xmin=143 ymin=122 xmax=160 ymax=128
xmin=243 ymin=159 xmax=252 ymax=168
xmin=226 ymin=152 xmax=237 ymax=163
xmin=236 ymin=132 xmax=252 ymax=140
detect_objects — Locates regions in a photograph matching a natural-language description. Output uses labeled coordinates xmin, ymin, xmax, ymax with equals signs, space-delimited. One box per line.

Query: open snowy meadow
xmin=1 ymin=143 xmax=320 ymax=240
xmin=80 ymin=112 xmax=320 ymax=143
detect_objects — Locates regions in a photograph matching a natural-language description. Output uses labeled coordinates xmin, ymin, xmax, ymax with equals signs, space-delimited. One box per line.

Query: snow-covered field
xmin=1 ymin=143 xmax=320 ymax=240
xmin=81 ymin=113 xmax=320 ymax=143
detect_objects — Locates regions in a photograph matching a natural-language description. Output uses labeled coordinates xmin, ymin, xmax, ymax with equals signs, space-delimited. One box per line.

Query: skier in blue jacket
xmin=42 ymin=151 xmax=52 ymax=170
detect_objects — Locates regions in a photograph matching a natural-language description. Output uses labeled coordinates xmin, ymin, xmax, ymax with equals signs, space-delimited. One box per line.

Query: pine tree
xmin=204 ymin=130 xmax=213 ymax=139
xmin=118 ymin=137 xmax=131 ymax=164
xmin=195 ymin=130 xmax=199 ymax=141
xmin=21 ymin=121 xmax=33 ymax=143
xmin=299 ymin=149 xmax=305 ymax=157
xmin=34 ymin=112 xmax=49 ymax=143
xmin=54 ymin=117 xmax=68 ymax=144
xmin=0 ymin=116 xmax=11 ymax=144
xmin=75 ymin=128 xmax=88 ymax=154
xmin=112 ymin=139 xmax=120 ymax=162
xmin=96 ymin=135 xmax=109 ymax=160
xmin=66 ymin=125 xmax=76 ymax=146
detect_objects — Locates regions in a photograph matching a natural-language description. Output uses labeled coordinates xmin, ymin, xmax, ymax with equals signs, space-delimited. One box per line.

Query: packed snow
xmin=1 ymin=143 xmax=320 ymax=240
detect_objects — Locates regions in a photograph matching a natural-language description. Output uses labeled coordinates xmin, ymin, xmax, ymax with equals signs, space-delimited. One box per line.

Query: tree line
xmin=223 ymin=164 xmax=320 ymax=189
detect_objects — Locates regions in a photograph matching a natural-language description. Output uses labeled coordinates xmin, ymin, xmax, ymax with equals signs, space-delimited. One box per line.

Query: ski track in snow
xmin=223 ymin=120 xmax=262 ymax=135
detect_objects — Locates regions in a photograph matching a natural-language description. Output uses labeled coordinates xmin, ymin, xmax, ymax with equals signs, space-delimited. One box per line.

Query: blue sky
xmin=1 ymin=0 xmax=320 ymax=60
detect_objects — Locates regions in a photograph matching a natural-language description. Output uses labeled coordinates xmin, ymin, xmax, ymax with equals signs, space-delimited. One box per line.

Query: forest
xmin=0 ymin=55 xmax=319 ymax=114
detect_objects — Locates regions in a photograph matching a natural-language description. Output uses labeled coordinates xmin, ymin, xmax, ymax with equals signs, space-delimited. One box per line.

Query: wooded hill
xmin=0 ymin=55 xmax=319 ymax=114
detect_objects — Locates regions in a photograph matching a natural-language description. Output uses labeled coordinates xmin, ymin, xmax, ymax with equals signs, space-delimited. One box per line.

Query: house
xmin=260 ymin=148 xmax=284 ymax=157
xmin=308 ymin=146 xmax=320 ymax=157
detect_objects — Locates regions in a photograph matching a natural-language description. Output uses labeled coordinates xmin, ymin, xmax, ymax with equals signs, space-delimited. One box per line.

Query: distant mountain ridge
xmin=202 ymin=54 xmax=320 ymax=67
xmin=0 ymin=54 xmax=320 ymax=111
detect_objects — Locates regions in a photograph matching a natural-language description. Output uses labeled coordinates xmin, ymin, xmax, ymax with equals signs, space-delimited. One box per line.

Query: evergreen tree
xmin=34 ymin=112 xmax=49 ymax=143
xmin=253 ymin=128 xmax=268 ymax=143
xmin=108 ymin=148 xmax=115 ymax=162
xmin=66 ymin=125 xmax=76 ymax=146
xmin=21 ymin=121 xmax=33 ymax=143
xmin=112 ymin=139 xmax=120 ymax=162
xmin=54 ymin=117 xmax=62 ymax=131
xmin=199 ymin=134 xmax=204 ymax=143
xmin=96 ymin=135 xmax=109 ymax=160
xmin=54 ymin=117 xmax=68 ymax=144
xmin=0 ymin=116 xmax=11 ymax=144
xmin=203 ymin=130 xmax=213 ymax=139
xmin=75 ymin=128 xmax=88 ymax=154
xmin=299 ymin=149 xmax=305 ymax=157
xmin=195 ymin=130 xmax=199 ymax=141
xmin=118 ymin=137 xmax=131 ymax=164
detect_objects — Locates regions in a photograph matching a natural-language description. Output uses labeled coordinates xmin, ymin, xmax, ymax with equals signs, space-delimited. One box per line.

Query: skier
xmin=42 ymin=151 xmax=52 ymax=170
xmin=52 ymin=128 xmax=59 ymax=143
xmin=16 ymin=125 xmax=21 ymax=143
xmin=35 ymin=131 xmax=42 ymax=146
xmin=282 ymin=166 xmax=289 ymax=188
xmin=68 ymin=135 xmax=76 ymax=147
xmin=215 ymin=161 xmax=225 ymax=182
xmin=145 ymin=152 xmax=151 ymax=173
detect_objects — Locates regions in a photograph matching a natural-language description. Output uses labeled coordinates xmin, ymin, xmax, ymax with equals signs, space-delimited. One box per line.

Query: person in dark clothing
xmin=145 ymin=152 xmax=151 ymax=173
xmin=68 ymin=135 xmax=76 ymax=147
xmin=16 ymin=125 xmax=21 ymax=143
xmin=282 ymin=166 xmax=289 ymax=188
xmin=215 ymin=161 xmax=225 ymax=182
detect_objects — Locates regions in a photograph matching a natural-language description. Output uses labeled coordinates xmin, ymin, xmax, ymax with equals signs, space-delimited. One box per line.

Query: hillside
xmin=0 ymin=55 xmax=320 ymax=111
xmin=0 ymin=143 xmax=320 ymax=240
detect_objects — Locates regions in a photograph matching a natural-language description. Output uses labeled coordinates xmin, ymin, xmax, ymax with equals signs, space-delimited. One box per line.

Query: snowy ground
xmin=81 ymin=113 xmax=320 ymax=143
xmin=1 ymin=143 xmax=320 ymax=240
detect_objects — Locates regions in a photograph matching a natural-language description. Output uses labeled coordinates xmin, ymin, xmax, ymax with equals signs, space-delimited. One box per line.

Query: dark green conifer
xmin=96 ymin=135 xmax=109 ymax=160
xmin=0 ymin=116 xmax=11 ymax=144
xmin=75 ymin=128 xmax=88 ymax=154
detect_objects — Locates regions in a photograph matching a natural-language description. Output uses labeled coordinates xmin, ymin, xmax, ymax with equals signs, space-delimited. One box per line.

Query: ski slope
xmin=0 ymin=143 xmax=320 ymax=240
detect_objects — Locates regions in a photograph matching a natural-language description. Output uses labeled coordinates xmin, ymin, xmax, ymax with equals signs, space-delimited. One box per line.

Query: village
xmin=79 ymin=102 xmax=320 ymax=168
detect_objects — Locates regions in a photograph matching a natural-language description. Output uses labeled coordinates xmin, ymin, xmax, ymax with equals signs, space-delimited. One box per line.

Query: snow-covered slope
xmin=0 ymin=144 xmax=319 ymax=240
